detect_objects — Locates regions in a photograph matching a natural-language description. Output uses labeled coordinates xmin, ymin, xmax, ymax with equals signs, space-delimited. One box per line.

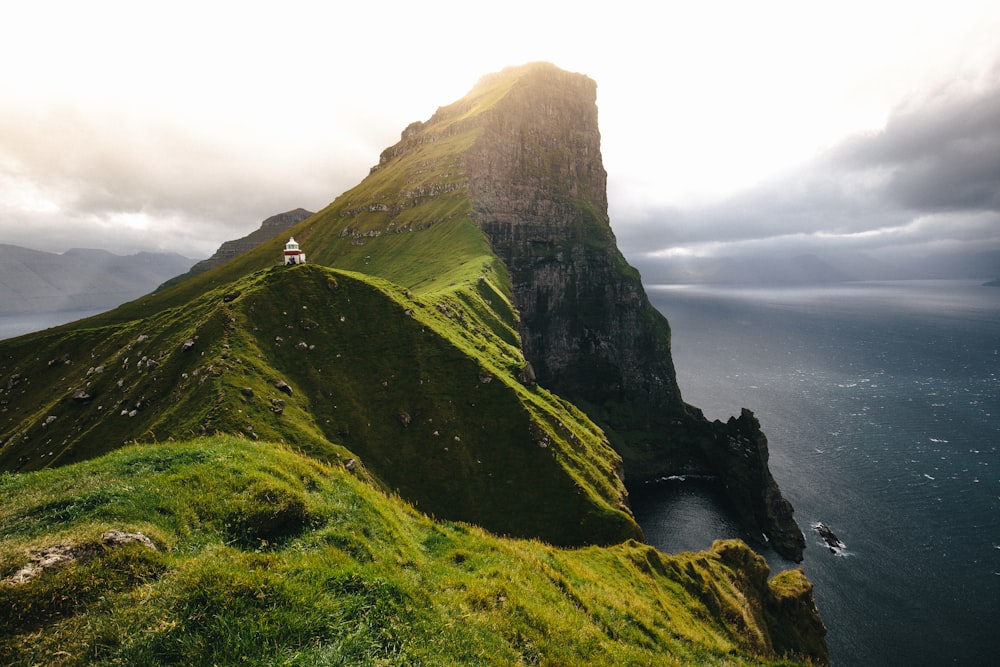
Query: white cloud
xmin=1 ymin=1 xmax=999 ymax=262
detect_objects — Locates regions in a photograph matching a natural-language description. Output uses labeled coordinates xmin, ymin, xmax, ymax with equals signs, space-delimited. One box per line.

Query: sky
xmin=2 ymin=1 xmax=999 ymax=274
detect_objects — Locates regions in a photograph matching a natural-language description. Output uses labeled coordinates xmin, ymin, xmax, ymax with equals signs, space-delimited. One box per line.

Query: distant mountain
xmin=161 ymin=208 xmax=314 ymax=287
xmin=632 ymin=248 xmax=1000 ymax=284
xmin=0 ymin=244 xmax=194 ymax=314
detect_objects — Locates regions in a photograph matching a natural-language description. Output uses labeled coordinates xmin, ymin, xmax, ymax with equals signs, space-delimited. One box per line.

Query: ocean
xmin=633 ymin=280 xmax=1000 ymax=666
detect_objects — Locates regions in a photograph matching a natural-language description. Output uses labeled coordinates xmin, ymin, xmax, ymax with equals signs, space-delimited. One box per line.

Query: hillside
xmin=0 ymin=63 xmax=825 ymax=663
xmin=0 ymin=437 xmax=825 ymax=665
xmin=0 ymin=263 xmax=638 ymax=546
xmin=0 ymin=245 xmax=193 ymax=315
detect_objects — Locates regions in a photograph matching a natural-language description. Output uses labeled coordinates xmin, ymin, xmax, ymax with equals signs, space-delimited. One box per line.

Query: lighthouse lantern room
xmin=283 ymin=237 xmax=306 ymax=265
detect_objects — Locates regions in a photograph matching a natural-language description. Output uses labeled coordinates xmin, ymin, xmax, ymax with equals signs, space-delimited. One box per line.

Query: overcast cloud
xmin=620 ymin=64 xmax=1000 ymax=273
xmin=2 ymin=1 xmax=999 ymax=272
xmin=0 ymin=101 xmax=378 ymax=255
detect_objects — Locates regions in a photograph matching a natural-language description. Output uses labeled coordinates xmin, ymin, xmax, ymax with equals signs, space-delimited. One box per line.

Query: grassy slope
xmin=0 ymin=264 xmax=636 ymax=546
xmin=0 ymin=65 xmax=643 ymax=545
xmin=0 ymin=436 xmax=821 ymax=666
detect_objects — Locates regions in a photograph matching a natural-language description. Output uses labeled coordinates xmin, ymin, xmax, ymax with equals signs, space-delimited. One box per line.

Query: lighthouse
xmin=283 ymin=237 xmax=306 ymax=265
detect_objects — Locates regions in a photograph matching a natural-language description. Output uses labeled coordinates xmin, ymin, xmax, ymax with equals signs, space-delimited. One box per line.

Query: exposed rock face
xmin=388 ymin=63 xmax=804 ymax=560
xmin=182 ymin=208 xmax=314 ymax=277
xmin=465 ymin=64 xmax=681 ymax=418
xmin=694 ymin=409 xmax=805 ymax=559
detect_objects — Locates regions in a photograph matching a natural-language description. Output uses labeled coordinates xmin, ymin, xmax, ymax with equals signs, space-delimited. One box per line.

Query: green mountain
xmin=0 ymin=63 xmax=825 ymax=664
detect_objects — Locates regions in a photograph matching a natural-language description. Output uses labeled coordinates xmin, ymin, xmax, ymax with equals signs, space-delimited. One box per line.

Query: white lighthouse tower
xmin=283 ymin=237 xmax=306 ymax=265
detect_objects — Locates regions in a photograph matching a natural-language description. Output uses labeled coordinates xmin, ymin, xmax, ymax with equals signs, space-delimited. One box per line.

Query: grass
xmin=0 ymin=263 xmax=639 ymax=547
xmin=0 ymin=436 xmax=824 ymax=666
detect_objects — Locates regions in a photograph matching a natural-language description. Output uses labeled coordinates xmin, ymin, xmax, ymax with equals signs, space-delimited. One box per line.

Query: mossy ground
xmin=0 ymin=437 xmax=819 ymax=666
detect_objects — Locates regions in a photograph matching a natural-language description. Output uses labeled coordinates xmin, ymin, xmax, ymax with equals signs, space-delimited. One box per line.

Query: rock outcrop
xmin=3 ymin=531 xmax=157 ymax=585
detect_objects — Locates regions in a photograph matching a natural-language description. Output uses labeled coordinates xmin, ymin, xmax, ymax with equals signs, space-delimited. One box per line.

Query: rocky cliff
xmin=373 ymin=63 xmax=804 ymax=560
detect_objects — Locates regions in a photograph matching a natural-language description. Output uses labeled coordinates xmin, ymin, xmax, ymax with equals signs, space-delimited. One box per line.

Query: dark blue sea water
xmin=633 ymin=280 xmax=1000 ymax=666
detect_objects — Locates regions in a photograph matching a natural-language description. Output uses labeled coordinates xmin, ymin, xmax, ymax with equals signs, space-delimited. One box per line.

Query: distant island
xmin=0 ymin=244 xmax=193 ymax=316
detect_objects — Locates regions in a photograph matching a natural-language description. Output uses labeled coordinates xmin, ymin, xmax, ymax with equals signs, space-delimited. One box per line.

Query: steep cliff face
xmin=445 ymin=63 xmax=804 ymax=560
xmin=464 ymin=66 xmax=679 ymax=414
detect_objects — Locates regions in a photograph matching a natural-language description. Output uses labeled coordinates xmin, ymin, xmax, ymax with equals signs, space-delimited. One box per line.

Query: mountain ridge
xmin=35 ymin=62 xmax=803 ymax=561
xmin=0 ymin=63 xmax=825 ymax=663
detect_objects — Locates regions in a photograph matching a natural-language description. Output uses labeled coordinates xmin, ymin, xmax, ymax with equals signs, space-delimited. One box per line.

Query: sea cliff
xmin=0 ymin=62 xmax=823 ymax=664
xmin=373 ymin=62 xmax=804 ymax=560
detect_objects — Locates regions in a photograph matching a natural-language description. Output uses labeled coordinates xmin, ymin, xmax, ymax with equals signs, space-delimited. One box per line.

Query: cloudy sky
xmin=2 ymin=1 xmax=999 ymax=271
